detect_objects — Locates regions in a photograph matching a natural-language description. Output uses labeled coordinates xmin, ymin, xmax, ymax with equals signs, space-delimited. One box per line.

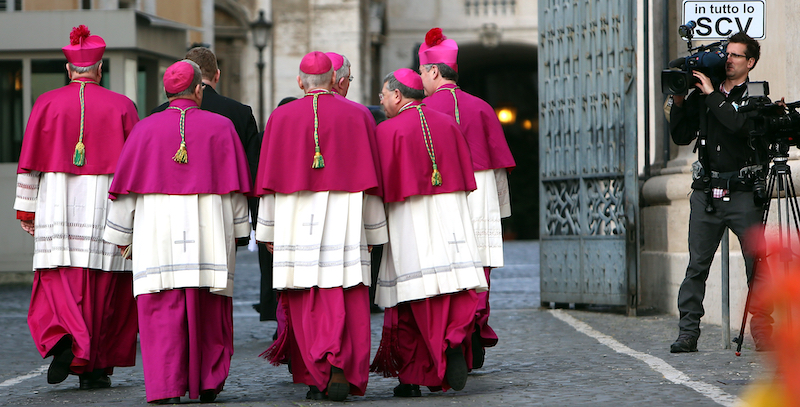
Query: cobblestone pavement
xmin=0 ymin=241 xmax=771 ymax=406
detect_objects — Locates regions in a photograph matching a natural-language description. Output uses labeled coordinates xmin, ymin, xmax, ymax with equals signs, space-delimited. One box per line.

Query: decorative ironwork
xmin=544 ymin=180 xmax=580 ymax=236
xmin=586 ymin=178 xmax=625 ymax=235
xmin=539 ymin=0 xmax=636 ymax=307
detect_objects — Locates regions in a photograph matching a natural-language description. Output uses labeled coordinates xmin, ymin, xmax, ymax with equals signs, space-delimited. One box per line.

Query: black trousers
xmin=677 ymin=190 xmax=773 ymax=338
xmin=258 ymin=244 xmax=277 ymax=321
xmin=250 ymin=196 xmax=277 ymax=322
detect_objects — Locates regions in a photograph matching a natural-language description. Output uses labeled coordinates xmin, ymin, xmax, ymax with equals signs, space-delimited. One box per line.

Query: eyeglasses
xmin=728 ymin=52 xmax=748 ymax=59
xmin=348 ymin=76 xmax=354 ymax=82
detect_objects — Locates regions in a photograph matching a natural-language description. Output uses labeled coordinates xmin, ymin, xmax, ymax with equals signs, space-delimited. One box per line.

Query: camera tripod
xmin=733 ymin=141 xmax=800 ymax=355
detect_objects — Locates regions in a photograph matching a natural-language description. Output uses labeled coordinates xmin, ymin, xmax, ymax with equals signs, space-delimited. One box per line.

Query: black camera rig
xmin=742 ymin=83 xmax=800 ymax=148
xmin=661 ymin=21 xmax=728 ymax=95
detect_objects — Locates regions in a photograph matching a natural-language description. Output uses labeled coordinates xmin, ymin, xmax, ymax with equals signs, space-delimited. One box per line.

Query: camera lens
xmin=661 ymin=70 xmax=691 ymax=95
xmin=672 ymin=75 xmax=686 ymax=90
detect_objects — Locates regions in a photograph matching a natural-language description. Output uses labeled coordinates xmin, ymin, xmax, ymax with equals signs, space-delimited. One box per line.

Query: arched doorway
xmin=458 ymin=43 xmax=538 ymax=239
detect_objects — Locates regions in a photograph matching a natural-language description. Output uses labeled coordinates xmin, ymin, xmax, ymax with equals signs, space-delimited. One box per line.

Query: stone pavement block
xmin=0 ymin=242 xmax=771 ymax=406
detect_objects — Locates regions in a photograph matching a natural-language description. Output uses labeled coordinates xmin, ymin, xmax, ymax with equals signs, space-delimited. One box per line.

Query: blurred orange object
xmin=744 ymin=232 xmax=800 ymax=407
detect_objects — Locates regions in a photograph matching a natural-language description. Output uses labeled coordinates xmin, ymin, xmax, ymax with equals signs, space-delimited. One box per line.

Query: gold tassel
xmin=121 ymin=244 xmax=132 ymax=259
xmin=312 ymin=151 xmax=325 ymax=169
xmin=73 ymin=141 xmax=85 ymax=167
xmin=431 ymin=168 xmax=442 ymax=186
xmin=173 ymin=142 xmax=188 ymax=164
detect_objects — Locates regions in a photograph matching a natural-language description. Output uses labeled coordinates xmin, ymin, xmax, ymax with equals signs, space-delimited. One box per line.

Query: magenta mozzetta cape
xmin=17 ymin=78 xmax=139 ymax=175
xmin=254 ymin=91 xmax=381 ymax=196
xmin=333 ymin=92 xmax=372 ymax=118
xmin=423 ymin=84 xmax=515 ymax=172
xmin=108 ymin=99 xmax=252 ymax=199
xmin=376 ymin=102 xmax=476 ymax=203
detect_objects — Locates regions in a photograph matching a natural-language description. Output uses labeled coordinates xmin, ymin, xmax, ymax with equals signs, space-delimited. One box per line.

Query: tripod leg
xmin=734 ymin=279 xmax=753 ymax=356
xmin=784 ymin=167 xmax=800 ymax=239
xmin=734 ymin=166 xmax=777 ymax=356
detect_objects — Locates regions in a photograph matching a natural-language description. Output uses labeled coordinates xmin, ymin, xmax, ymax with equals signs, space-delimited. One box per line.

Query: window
xmin=465 ymin=0 xmax=516 ymax=16
xmin=0 ymin=0 xmax=22 ymax=11
xmin=31 ymin=60 xmax=69 ymax=105
xmin=31 ymin=59 xmax=110 ymax=105
xmin=0 ymin=60 xmax=22 ymax=162
xmin=137 ymin=67 xmax=147 ymax=119
xmin=9 ymin=59 xmax=113 ymax=162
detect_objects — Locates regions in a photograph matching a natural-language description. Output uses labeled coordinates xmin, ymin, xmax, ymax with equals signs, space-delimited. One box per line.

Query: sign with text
xmin=682 ymin=1 xmax=765 ymax=40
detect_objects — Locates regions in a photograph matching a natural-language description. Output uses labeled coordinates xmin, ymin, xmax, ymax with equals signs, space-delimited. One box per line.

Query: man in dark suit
xmin=151 ymin=47 xmax=277 ymax=325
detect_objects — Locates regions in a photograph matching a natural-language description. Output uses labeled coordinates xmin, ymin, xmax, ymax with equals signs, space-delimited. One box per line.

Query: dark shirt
xmin=670 ymin=81 xmax=761 ymax=191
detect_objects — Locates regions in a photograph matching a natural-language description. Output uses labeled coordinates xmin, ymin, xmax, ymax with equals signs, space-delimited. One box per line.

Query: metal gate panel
xmin=539 ymin=0 xmax=638 ymax=309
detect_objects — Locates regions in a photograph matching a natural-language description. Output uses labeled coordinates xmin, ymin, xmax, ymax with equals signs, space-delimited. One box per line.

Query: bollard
xmin=721 ymin=228 xmax=731 ymax=349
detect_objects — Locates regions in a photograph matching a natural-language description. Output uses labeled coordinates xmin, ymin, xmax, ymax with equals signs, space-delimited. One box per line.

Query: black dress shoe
xmin=79 ymin=371 xmax=111 ymax=390
xmin=150 ymin=397 xmax=181 ymax=404
xmin=327 ymin=366 xmax=349 ymax=401
xmin=471 ymin=330 xmax=485 ymax=369
xmin=670 ymin=333 xmax=698 ymax=353
xmin=306 ymin=385 xmax=327 ymax=400
xmin=445 ymin=346 xmax=468 ymax=391
xmin=393 ymin=383 xmax=421 ymax=397
xmin=78 ymin=374 xmax=92 ymax=390
xmin=47 ymin=337 xmax=74 ymax=384
xmin=92 ymin=374 xmax=111 ymax=389
xmin=199 ymin=390 xmax=217 ymax=403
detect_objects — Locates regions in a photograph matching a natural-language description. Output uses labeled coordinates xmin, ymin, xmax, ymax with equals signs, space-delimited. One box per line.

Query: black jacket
xmin=151 ymin=86 xmax=261 ymax=181
xmin=670 ymin=81 xmax=761 ymax=191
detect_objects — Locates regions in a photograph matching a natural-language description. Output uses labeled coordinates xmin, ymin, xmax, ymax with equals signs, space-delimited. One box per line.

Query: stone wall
xmin=271 ymin=0 xmax=369 ymax=105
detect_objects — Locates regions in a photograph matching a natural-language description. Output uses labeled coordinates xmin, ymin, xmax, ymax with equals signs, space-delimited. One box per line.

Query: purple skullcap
xmin=300 ymin=51 xmax=333 ymax=75
xmin=394 ymin=68 xmax=423 ymax=90
xmin=164 ymin=61 xmax=195 ymax=94
xmin=325 ymin=52 xmax=344 ymax=71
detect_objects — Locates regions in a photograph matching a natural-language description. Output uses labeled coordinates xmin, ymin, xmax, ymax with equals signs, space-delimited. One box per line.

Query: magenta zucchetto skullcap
xmin=394 ymin=68 xmax=423 ymax=90
xmin=62 ymin=25 xmax=106 ymax=67
xmin=418 ymin=27 xmax=459 ymax=72
xmin=325 ymin=52 xmax=344 ymax=71
xmin=163 ymin=61 xmax=196 ymax=94
xmin=300 ymin=51 xmax=333 ymax=75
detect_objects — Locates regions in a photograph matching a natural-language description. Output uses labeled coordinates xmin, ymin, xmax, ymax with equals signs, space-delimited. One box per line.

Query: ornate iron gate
xmin=538 ymin=0 xmax=639 ymax=313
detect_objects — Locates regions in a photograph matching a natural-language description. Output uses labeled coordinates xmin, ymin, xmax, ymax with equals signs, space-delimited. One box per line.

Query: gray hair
xmin=68 ymin=61 xmax=101 ymax=74
xmin=383 ymin=72 xmax=425 ymax=100
xmin=421 ymin=63 xmax=459 ymax=82
xmin=165 ymin=59 xmax=203 ymax=98
xmin=334 ymin=55 xmax=351 ymax=82
xmin=299 ymin=68 xmax=334 ymax=89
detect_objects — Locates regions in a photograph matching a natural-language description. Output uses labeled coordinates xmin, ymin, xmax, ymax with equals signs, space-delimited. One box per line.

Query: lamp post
xmin=251 ymin=9 xmax=272 ymax=131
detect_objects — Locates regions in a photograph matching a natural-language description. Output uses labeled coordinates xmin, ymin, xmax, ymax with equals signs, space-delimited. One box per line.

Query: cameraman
xmin=668 ymin=31 xmax=772 ymax=353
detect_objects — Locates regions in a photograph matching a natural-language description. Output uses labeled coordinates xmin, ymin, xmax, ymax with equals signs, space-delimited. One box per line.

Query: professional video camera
xmin=733 ymin=81 xmax=800 ymax=356
xmin=736 ymin=81 xmax=800 ymax=204
xmin=741 ymin=81 xmax=800 ymax=148
xmin=661 ymin=21 xmax=728 ymax=95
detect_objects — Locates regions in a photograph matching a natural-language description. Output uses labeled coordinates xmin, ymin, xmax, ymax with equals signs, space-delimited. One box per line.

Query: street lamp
xmin=251 ymin=9 xmax=272 ymax=131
